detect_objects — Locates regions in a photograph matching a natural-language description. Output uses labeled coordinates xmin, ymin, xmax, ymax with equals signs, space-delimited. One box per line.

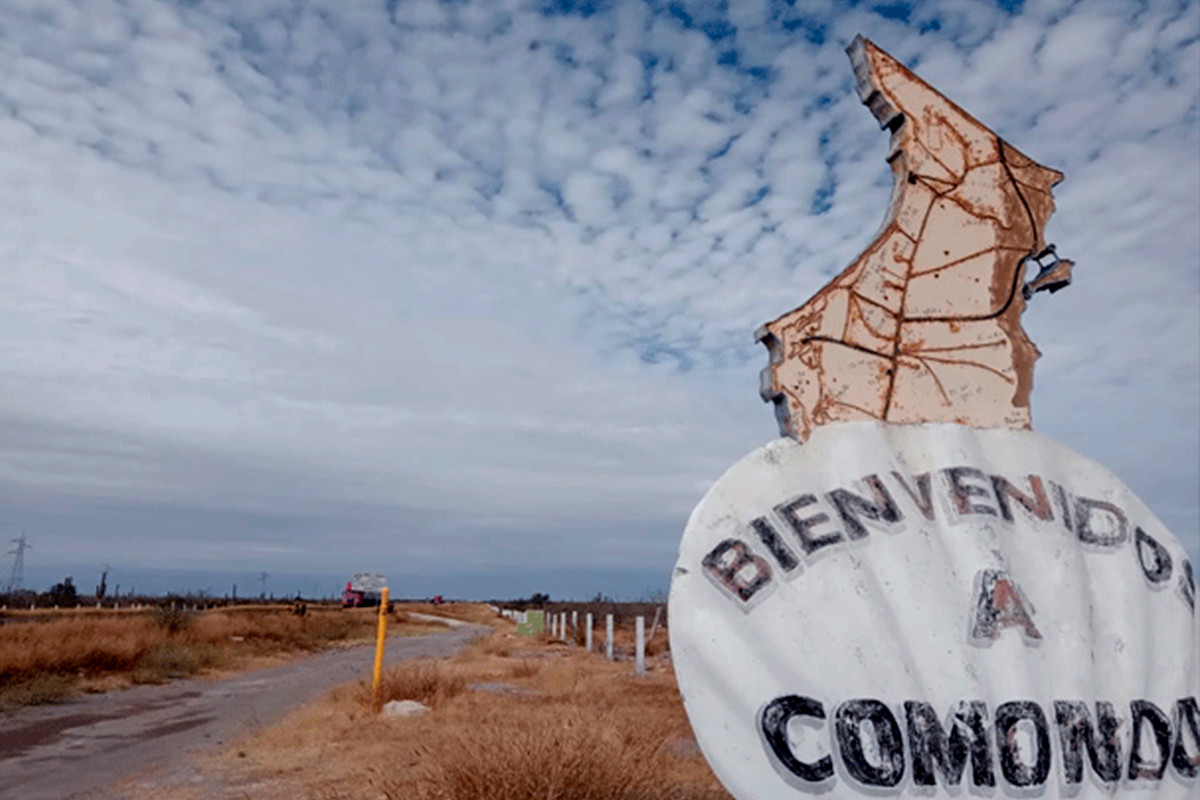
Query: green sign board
xmin=516 ymin=609 xmax=545 ymax=637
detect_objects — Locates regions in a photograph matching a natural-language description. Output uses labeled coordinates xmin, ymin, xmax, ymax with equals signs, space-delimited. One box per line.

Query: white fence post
xmin=561 ymin=613 xmax=568 ymax=642
xmin=571 ymin=609 xmax=578 ymax=635
xmin=635 ymin=615 xmax=645 ymax=675
xmin=586 ymin=612 xmax=593 ymax=652
xmin=605 ymin=613 xmax=614 ymax=661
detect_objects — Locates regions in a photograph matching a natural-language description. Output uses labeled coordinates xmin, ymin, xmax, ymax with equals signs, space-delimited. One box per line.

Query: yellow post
xmin=371 ymin=587 xmax=390 ymax=705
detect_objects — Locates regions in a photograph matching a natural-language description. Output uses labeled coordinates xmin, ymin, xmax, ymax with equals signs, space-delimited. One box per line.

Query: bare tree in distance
xmin=95 ymin=564 xmax=110 ymax=600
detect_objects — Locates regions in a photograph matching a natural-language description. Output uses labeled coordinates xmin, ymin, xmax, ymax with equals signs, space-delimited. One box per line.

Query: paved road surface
xmin=0 ymin=622 xmax=488 ymax=799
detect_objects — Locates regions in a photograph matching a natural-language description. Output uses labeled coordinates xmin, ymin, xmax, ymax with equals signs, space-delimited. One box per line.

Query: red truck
xmin=341 ymin=573 xmax=387 ymax=608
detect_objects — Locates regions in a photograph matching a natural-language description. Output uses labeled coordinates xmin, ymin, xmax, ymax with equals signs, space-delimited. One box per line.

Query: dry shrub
xmin=506 ymin=659 xmax=540 ymax=679
xmin=148 ymin=605 xmax=195 ymax=633
xmin=401 ymin=697 xmax=726 ymax=800
xmin=475 ymin=635 xmax=514 ymax=657
xmin=0 ymin=673 xmax=75 ymax=712
xmin=306 ymin=613 xmax=356 ymax=642
xmin=342 ymin=660 xmax=467 ymax=712
xmin=133 ymin=641 xmax=224 ymax=684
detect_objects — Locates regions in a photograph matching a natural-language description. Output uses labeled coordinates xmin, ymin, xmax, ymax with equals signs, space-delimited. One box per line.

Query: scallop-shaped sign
xmin=669 ymin=422 xmax=1199 ymax=798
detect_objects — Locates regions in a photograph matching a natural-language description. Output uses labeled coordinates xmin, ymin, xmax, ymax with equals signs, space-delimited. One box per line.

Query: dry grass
xmin=338 ymin=660 xmax=468 ymax=713
xmin=227 ymin=628 xmax=731 ymax=800
xmin=0 ymin=605 xmax=446 ymax=710
xmin=506 ymin=659 xmax=540 ymax=679
xmin=473 ymin=634 xmax=516 ymax=657
xmin=408 ymin=701 xmax=722 ymax=800
xmin=399 ymin=601 xmax=505 ymax=627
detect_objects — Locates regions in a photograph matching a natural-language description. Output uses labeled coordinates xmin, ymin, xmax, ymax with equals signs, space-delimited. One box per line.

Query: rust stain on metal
xmin=758 ymin=36 xmax=1074 ymax=442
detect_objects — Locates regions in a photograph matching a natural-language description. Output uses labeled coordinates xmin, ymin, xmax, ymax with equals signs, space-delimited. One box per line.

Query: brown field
xmin=201 ymin=617 xmax=731 ymax=800
xmin=0 ymin=603 xmax=447 ymax=711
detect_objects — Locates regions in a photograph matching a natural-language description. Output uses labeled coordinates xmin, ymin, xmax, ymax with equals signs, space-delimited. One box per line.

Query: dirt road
xmin=0 ymin=623 xmax=488 ymax=800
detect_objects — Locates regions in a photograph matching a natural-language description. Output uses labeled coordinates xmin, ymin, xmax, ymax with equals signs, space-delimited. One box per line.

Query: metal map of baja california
xmin=758 ymin=36 xmax=1074 ymax=442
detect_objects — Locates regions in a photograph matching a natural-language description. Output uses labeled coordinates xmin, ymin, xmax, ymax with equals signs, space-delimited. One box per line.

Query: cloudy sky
xmin=1 ymin=0 xmax=1196 ymax=599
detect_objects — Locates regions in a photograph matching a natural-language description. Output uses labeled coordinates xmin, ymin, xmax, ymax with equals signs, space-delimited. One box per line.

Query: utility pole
xmin=258 ymin=572 xmax=268 ymax=599
xmin=5 ymin=533 xmax=29 ymax=594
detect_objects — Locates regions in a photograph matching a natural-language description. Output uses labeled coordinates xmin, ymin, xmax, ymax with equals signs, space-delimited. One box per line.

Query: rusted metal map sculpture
xmin=758 ymin=36 xmax=1073 ymax=442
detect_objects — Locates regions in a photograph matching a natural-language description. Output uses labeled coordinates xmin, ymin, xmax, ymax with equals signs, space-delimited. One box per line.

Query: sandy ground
xmin=0 ymin=623 xmax=488 ymax=800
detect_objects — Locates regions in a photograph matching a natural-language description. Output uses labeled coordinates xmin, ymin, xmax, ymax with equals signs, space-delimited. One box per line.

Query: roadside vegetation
xmin=0 ymin=604 xmax=444 ymax=711
xmin=219 ymin=607 xmax=731 ymax=800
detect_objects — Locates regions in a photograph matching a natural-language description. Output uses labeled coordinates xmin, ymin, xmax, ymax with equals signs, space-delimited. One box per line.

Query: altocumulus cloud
xmin=0 ymin=0 xmax=1195 ymax=597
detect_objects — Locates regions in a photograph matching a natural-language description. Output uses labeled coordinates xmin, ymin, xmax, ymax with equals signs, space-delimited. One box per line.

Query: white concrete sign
xmin=669 ymin=422 xmax=1199 ymax=798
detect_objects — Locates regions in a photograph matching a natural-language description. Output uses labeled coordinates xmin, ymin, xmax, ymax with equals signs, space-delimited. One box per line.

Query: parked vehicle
xmin=341 ymin=573 xmax=388 ymax=608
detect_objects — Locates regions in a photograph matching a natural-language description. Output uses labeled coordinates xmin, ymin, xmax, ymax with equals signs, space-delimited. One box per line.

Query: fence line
xmin=498 ymin=604 xmax=662 ymax=676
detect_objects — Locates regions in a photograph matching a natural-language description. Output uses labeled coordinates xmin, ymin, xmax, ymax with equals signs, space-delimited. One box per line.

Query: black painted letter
xmin=905 ymin=700 xmax=994 ymax=788
xmin=775 ymin=494 xmax=842 ymax=557
xmin=1135 ymin=527 xmax=1173 ymax=585
xmin=991 ymin=474 xmax=1053 ymax=523
xmin=1181 ymin=559 xmax=1196 ymax=613
xmin=760 ymin=695 xmax=834 ymax=784
xmin=1075 ymin=496 xmax=1128 ymax=547
xmin=750 ymin=516 xmax=799 ymax=573
xmin=1128 ymin=700 xmax=1172 ymax=781
xmin=826 ymin=474 xmax=903 ymax=540
xmin=835 ymin=699 xmax=906 ymax=788
xmin=970 ymin=570 xmax=1042 ymax=643
xmin=1173 ymin=697 xmax=1200 ymax=779
xmin=701 ymin=539 xmax=772 ymax=603
xmin=995 ymin=701 xmax=1051 ymax=788
xmin=945 ymin=467 xmax=998 ymax=517
xmin=1053 ymin=701 xmax=1122 ymax=785
xmin=891 ymin=472 xmax=935 ymax=520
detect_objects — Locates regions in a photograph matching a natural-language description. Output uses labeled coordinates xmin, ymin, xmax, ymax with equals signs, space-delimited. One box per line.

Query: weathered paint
xmin=669 ymin=422 xmax=1198 ymax=798
xmin=757 ymin=37 xmax=1073 ymax=443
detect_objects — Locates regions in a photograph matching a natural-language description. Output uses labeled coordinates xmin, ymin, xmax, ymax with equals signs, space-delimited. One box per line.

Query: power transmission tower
xmin=259 ymin=572 xmax=268 ymax=599
xmin=5 ymin=533 xmax=30 ymax=593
